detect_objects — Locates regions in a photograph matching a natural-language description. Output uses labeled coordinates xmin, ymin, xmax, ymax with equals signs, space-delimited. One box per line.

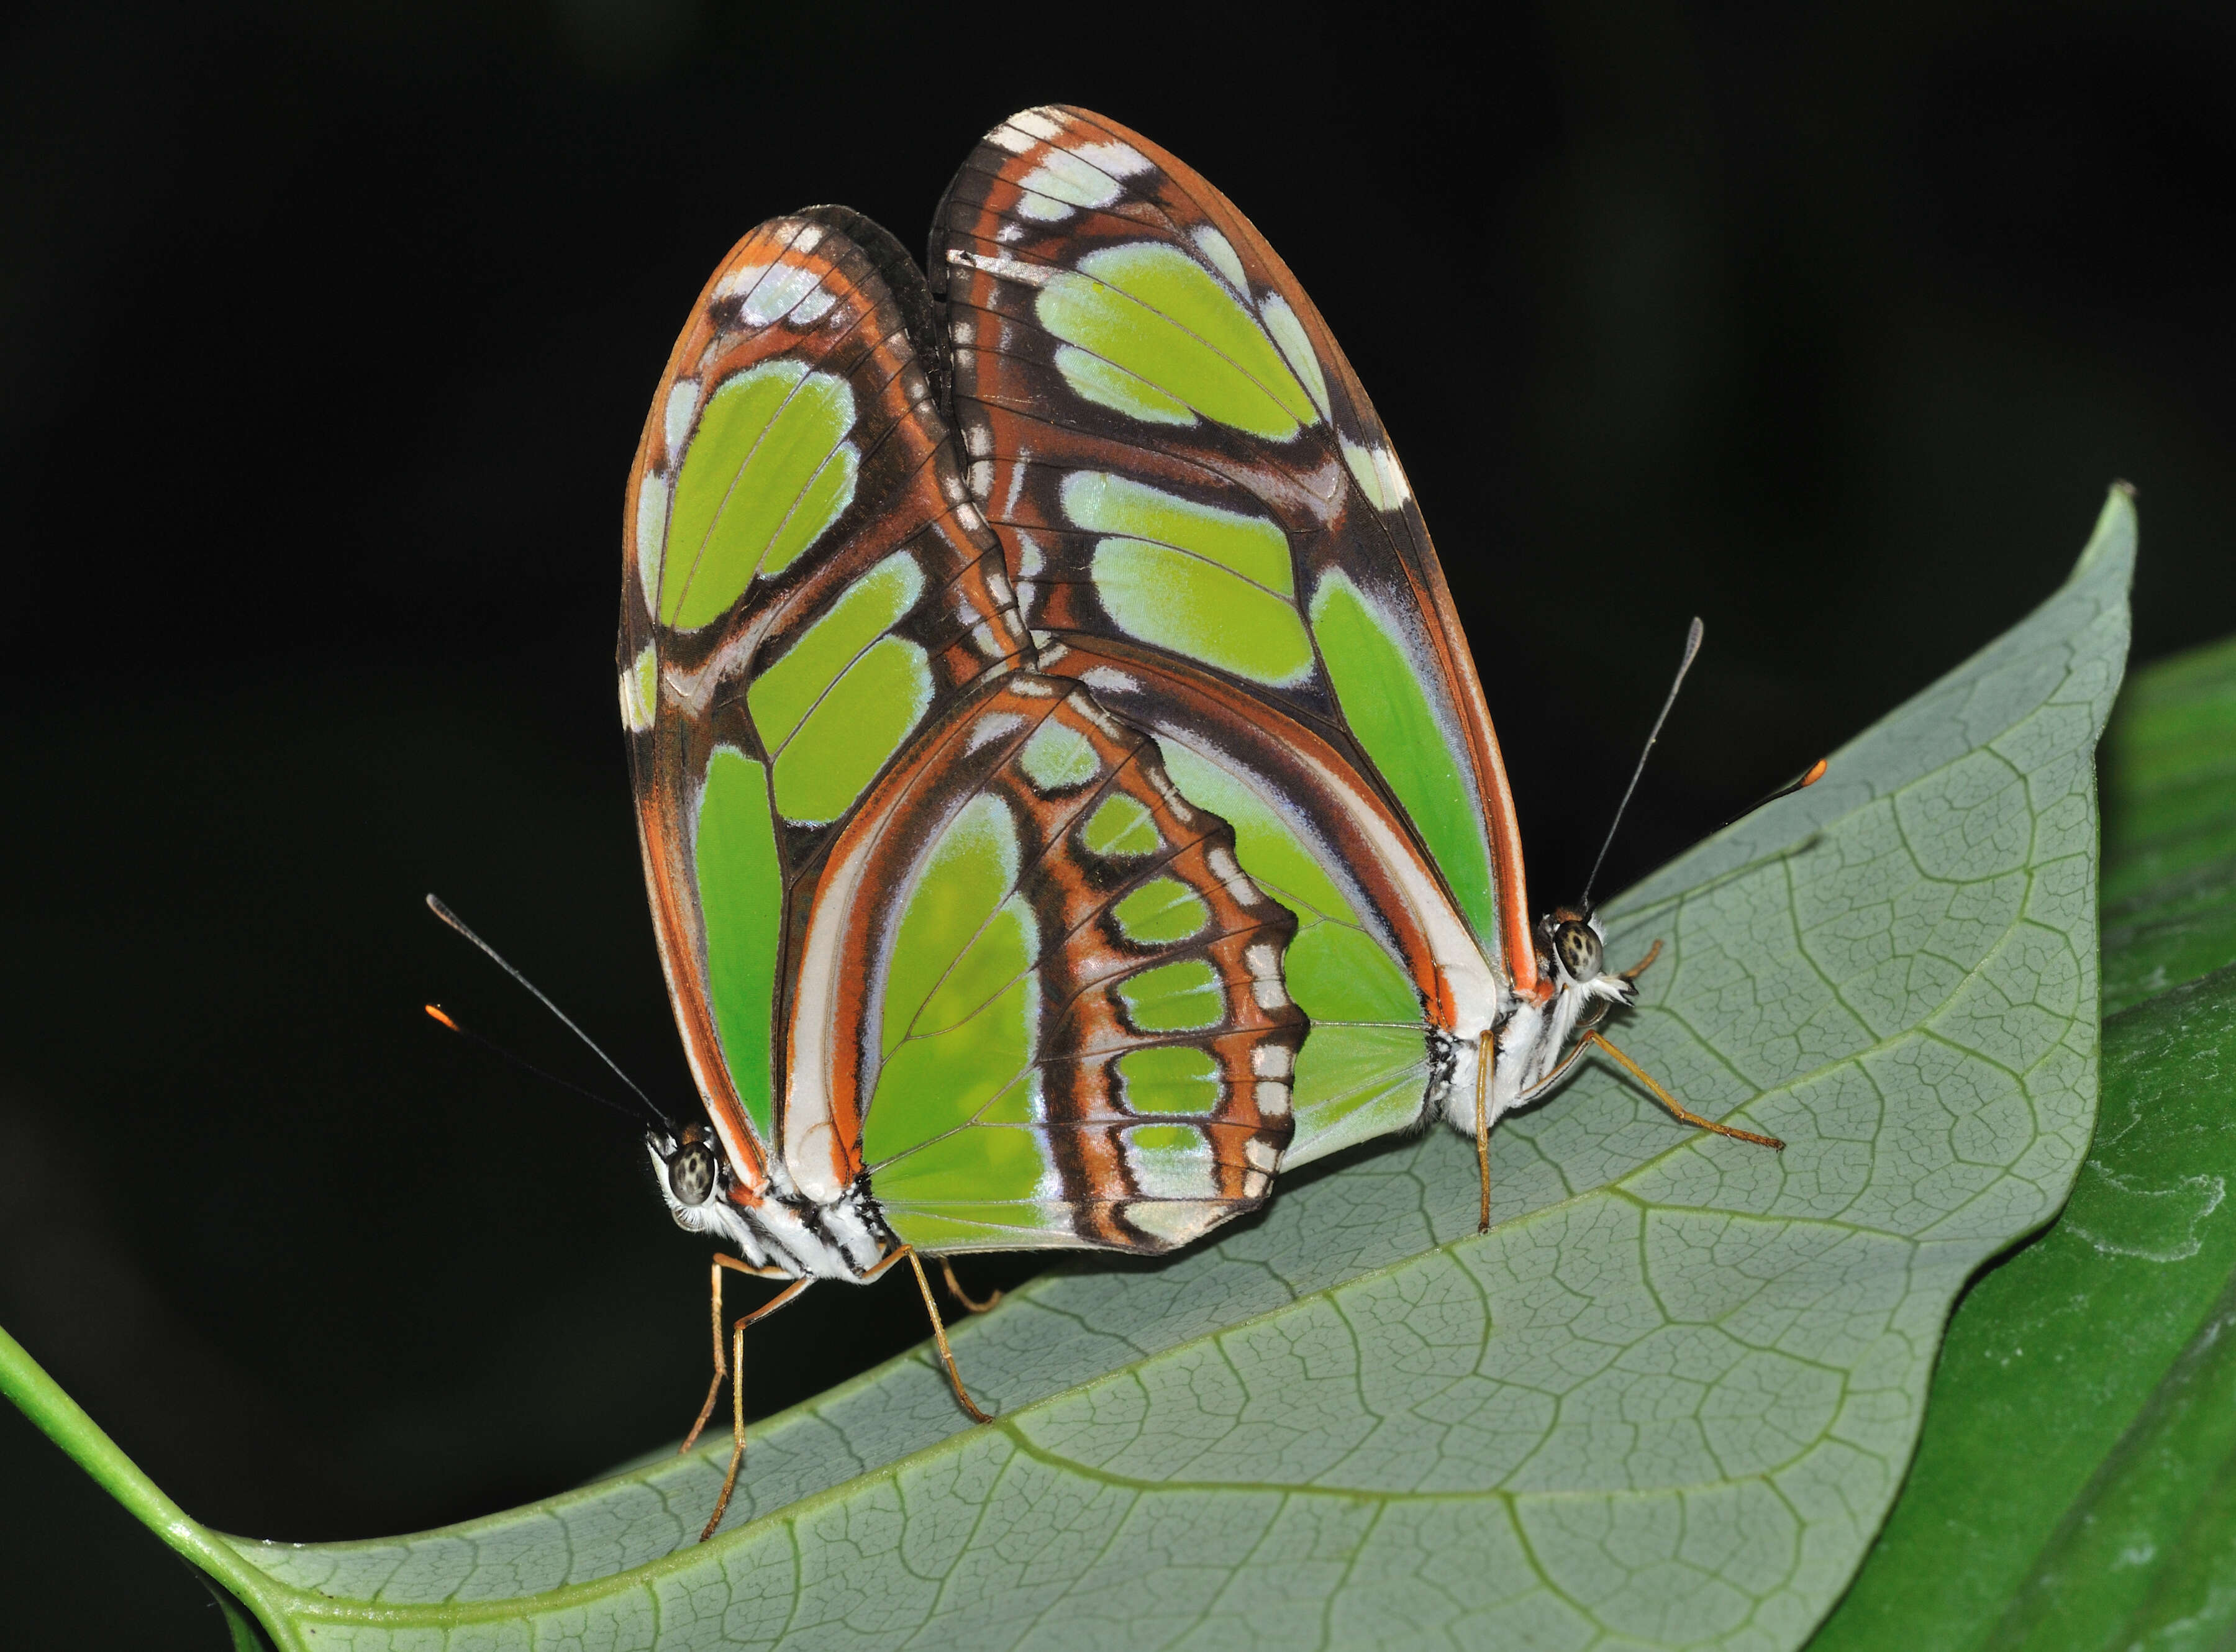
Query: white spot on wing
xmin=1252 ymin=1043 xmax=1294 ymax=1080
xmin=1072 ymin=139 xmax=1153 ymax=178
xmin=662 ymin=381 xmax=700 ymax=460
xmin=1191 ymin=225 xmax=1250 ymax=294
xmin=1081 ymin=666 xmax=1138 ymax=696
xmin=968 ymin=712 xmax=1027 ymax=752
xmin=1208 ymin=846 xmax=1258 ymax=905
xmin=1020 ymin=151 xmax=1124 ymax=213
xmin=634 ymin=474 xmax=670 ymax=615
xmin=1125 ymin=1200 xmax=1227 ymax=1246
xmin=713 ymin=261 xmax=768 ymax=302
xmin=1341 ymin=435 xmax=1414 ymax=511
xmin=1011 ymin=109 xmax=1066 ymax=143
xmin=619 ymin=643 xmax=658 ymax=732
xmin=740 ymin=263 xmax=822 ymax=327
xmin=950 ymin=248 xmax=1060 ymax=288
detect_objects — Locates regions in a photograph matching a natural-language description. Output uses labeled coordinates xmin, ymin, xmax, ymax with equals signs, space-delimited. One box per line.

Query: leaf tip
xmin=2072 ymin=482 xmax=2140 ymax=586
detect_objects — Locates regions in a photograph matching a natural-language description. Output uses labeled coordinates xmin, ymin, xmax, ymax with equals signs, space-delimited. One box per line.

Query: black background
xmin=4 ymin=1 xmax=2234 ymax=1644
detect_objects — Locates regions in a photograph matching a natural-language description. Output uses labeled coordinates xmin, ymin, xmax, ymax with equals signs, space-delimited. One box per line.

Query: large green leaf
xmin=1807 ymin=619 xmax=2236 ymax=1652
xmin=2099 ymin=633 xmax=2236 ymax=1016
xmin=2 ymin=491 xmax=2134 ymax=1650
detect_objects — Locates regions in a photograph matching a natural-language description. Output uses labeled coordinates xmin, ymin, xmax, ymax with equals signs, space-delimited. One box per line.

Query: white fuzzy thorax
xmin=1436 ymin=912 xmax=1636 ymax=1136
xmin=645 ymin=1135 xmax=892 ymax=1281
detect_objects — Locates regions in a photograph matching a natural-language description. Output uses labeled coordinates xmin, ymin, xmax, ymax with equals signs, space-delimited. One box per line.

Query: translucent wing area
xmin=931 ymin=106 xmax=1539 ymax=997
xmin=790 ymin=676 xmax=1303 ymax=1253
xmin=620 ymin=210 xmax=1032 ymax=1190
xmin=624 ymin=209 xmax=1302 ymax=1251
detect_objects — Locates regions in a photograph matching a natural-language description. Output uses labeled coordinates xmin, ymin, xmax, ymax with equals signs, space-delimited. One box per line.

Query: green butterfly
xmin=617 ymin=106 xmax=1783 ymax=1536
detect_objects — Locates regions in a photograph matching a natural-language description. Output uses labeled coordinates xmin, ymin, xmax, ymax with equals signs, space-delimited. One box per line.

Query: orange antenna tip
xmin=1716 ymin=755 xmax=1831 ymax=833
xmin=424 ymin=1004 xmax=460 ymax=1032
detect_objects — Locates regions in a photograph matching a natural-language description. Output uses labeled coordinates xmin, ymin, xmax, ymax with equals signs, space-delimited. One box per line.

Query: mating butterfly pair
xmin=617 ymin=106 xmax=1784 ymax=1537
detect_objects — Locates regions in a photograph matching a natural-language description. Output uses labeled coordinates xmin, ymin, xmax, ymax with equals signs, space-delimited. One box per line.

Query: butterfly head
xmin=1535 ymin=905 xmax=1638 ymax=1012
xmin=648 ymin=1121 xmax=725 ymax=1232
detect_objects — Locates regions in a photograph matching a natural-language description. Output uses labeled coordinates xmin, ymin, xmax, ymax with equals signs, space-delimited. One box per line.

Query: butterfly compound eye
xmin=1554 ymin=920 xmax=1604 ymax=981
xmin=668 ymin=1142 xmax=717 ymax=1206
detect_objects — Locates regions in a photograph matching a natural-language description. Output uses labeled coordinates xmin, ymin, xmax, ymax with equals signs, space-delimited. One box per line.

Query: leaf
xmin=2099 ymin=633 xmax=2236 ymax=1015
xmin=1 ymin=492 xmax=2134 ymax=1650
xmin=1807 ymin=615 xmax=2236 ymax=1652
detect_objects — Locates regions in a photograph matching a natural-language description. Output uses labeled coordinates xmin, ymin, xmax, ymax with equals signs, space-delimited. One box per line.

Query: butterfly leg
xmin=681 ymin=1253 xmax=796 ymax=1457
xmin=1475 ymin=1049 xmax=1493 ymax=1233
xmin=865 ymin=1246 xmax=993 ymax=1423
xmin=696 ymin=1274 xmax=814 ymax=1543
xmin=1584 ymin=1031 xmax=1785 ymax=1150
xmin=938 ymin=1256 xmax=1004 ymax=1315
xmin=1620 ymin=938 xmax=1664 ymax=982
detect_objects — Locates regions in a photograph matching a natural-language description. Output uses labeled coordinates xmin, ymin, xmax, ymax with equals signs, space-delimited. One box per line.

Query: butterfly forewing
xmin=621 ymin=212 xmax=1033 ymax=1192
xmin=931 ymin=105 xmax=1539 ymax=997
xmin=624 ymin=208 xmax=1304 ymax=1253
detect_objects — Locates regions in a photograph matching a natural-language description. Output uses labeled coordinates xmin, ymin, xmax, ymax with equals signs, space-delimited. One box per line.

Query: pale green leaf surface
xmin=1 ymin=494 xmax=2134 ymax=1650
xmin=1804 ymin=625 xmax=2236 ymax=1652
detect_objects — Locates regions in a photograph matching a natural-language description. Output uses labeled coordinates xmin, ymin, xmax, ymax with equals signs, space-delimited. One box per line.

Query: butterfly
xmin=619 ymin=107 xmax=1789 ymax=1540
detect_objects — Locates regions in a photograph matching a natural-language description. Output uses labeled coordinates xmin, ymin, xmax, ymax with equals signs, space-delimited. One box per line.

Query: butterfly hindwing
xmin=931 ymin=106 xmax=1538 ymax=994
xmin=787 ymin=674 xmax=1303 ymax=1253
xmin=1035 ymin=632 xmax=1487 ymax=1167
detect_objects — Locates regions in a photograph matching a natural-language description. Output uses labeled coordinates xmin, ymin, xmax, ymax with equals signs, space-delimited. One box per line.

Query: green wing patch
xmin=693 ymin=747 xmax=784 ymax=1141
xmin=850 ymin=682 xmax=1302 ymax=1255
xmin=1038 ymin=243 xmax=1320 ymax=440
xmin=661 ymin=360 xmax=860 ymax=631
xmin=939 ymin=106 xmax=1520 ymax=978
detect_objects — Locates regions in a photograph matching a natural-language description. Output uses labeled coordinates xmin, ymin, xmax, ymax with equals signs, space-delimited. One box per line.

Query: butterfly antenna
xmin=424 ymin=1004 xmax=671 ymax=1132
xmin=1716 ymin=756 xmax=1830 ymax=832
xmin=1580 ymin=617 xmax=1705 ymax=912
xmin=424 ymin=894 xmax=676 ymax=1135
